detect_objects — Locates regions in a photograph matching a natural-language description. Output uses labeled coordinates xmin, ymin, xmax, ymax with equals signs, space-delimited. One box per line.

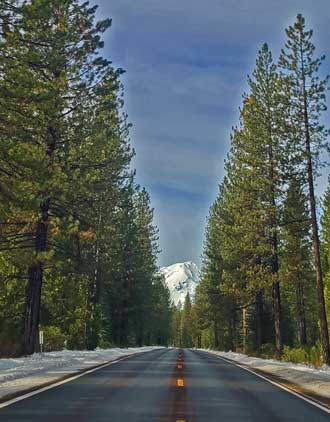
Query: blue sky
xmin=93 ymin=0 xmax=330 ymax=267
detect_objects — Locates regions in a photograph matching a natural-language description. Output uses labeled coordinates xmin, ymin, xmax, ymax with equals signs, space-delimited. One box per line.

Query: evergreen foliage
xmin=182 ymin=15 xmax=330 ymax=365
xmin=2 ymin=5 xmax=330 ymax=366
xmin=278 ymin=14 xmax=330 ymax=364
xmin=0 ymin=0 xmax=171 ymax=356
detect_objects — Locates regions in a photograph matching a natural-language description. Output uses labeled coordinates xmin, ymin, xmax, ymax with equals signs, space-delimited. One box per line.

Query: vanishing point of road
xmin=0 ymin=348 xmax=329 ymax=421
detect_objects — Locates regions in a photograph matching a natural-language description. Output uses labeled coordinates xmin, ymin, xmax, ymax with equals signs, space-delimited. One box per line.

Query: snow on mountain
xmin=160 ymin=262 xmax=200 ymax=307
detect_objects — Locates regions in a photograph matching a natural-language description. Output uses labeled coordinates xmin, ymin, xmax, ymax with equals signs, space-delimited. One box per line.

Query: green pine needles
xmin=0 ymin=0 xmax=171 ymax=356
xmin=192 ymin=14 xmax=330 ymax=365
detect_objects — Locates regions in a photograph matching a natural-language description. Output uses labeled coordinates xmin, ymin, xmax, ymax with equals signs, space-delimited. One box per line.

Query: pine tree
xmin=201 ymin=195 xmax=227 ymax=349
xmin=0 ymin=0 xmax=171 ymax=355
xmin=281 ymin=179 xmax=314 ymax=346
xmin=105 ymin=183 xmax=137 ymax=346
xmin=321 ymin=180 xmax=330 ymax=327
xmin=0 ymin=0 xmax=117 ymax=354
xmin=170 ymin=306 xmax=182 ymax=347
xmin=150 ymin=274 xmax=171 ymax=346
xmin=76 ymin=75 xmax=133 ymax=349
xmin=181 ymin=293 xmax=193 ymax=348
xmin=279 ymin=14 xmax=330 ymax=364
xmin=131 ymin=187 xmax=160 ymax=346
xmin=219 ymin=44 xmax=290 ymax=356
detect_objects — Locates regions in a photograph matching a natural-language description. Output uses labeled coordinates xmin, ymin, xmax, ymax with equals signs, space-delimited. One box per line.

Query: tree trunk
xmin=229 ymin=308 xmax=237 ymax=352
xmin=296 ymin=281 xmax=307 ymax=346
xmin=85 ymin=262 xmax=101 ymax=350
xmin=23 ymin=124 xmax=58 ymax=355
xmin=23 ymin=203 xmax=49 ymax=355
xmin=272 ymin=280 xmax=282 ymax=357
xmin=214 ymin=317 xmax=219 ymax=349
xmin=254 ymin=290 xmax=263 ymax=350
xmin=268 ymin=143 xmax=283 ymax=358
xmin=86 ymin=201 xmax=103 ymax=350
xmin=301 ymin=55 xmax=330 ymax=364
xmin=306 ymin=151 xmax=330 ymax=363
xmin=23 ymin=263 xmax=43 ymax=355
xmin=85 ymin=285 xmax=99 ymax=350
xmin=242 ymin=306 xmax=247 ymax=353
xmin=271 ymin=230 xmax=282 ymax=357
xmin=267 ymin=112 xmax=283 ymax=358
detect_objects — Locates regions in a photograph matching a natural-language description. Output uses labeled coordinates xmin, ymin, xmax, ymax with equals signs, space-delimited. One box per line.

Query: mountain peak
xmin=160 ymin=261 xmax=200 ymax=307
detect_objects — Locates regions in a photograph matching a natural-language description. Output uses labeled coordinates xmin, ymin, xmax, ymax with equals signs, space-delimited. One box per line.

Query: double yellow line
xmin=176 ymin=351 xmax=184 ymax=387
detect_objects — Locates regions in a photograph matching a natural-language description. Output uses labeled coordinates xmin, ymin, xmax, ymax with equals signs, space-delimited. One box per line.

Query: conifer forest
xmin=1 ymin=1 xmax=330 ymax=372
xmin=173 ymin=14 xmax=330 ymax=368
xmin=0 ymin=0 xmax=171 ymax=356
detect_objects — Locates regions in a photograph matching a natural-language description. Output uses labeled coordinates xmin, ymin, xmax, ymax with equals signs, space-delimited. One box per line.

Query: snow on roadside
xmin=199 ymin=349 xmax=330 ymax=400
xmin=0 ymin=346 xmax=162 ymax=400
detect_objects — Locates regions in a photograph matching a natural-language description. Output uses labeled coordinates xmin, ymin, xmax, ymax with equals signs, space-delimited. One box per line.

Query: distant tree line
xmin=171 ymin=15 xmax=330 ymax=367
xmin=0 ymin=0 xmax=171 ymax=356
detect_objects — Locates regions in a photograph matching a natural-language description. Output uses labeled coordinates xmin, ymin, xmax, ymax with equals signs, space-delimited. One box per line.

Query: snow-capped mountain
xmin=160 ymin=262 xmax=200 ymax=307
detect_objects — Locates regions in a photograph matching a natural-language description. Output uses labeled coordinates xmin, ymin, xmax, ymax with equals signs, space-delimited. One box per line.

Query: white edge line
xmin=0 ymin=355 xmax=133 ymax=410
xmin=208 ymin=352 xmax=330 ymax=415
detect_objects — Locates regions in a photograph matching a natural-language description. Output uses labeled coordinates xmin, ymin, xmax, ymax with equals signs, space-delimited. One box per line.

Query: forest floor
xmin=200 ymin=349 xmax=330 ymax=406
xmin=0 ymin=346 xmax=163 ymax=401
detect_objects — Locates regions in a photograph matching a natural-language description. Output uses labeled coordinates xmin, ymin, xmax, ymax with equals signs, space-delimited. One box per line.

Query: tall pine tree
xmin=279 ymin=14 xmax=330 ymax=364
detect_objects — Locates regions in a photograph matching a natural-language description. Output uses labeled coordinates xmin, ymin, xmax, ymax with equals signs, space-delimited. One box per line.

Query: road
xmin=0 ymin=348 xmax=329 ymax=421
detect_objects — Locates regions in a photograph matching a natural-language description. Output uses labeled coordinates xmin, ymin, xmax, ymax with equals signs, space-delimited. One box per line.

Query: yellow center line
xmin=177 ymin=378 xmax=184 ymax=387
xmin=177 ymin=364 xmax=183 ymax=369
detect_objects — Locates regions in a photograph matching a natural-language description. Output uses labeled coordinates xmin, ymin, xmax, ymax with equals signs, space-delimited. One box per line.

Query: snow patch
xmin=0 ymin=347 xmax=163 ymax=400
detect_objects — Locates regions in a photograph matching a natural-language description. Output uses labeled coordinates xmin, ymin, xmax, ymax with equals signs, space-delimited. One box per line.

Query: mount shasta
xmin=160 ymin=262 xmax=200 ymax=307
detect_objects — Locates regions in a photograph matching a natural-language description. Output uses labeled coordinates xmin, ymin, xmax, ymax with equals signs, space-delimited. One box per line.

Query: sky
xmin=93 ymin=0 xmax=330 ymax=267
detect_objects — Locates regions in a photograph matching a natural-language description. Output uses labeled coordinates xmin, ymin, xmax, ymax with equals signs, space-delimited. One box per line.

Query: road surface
xmin=0 ymin=348 xmax=329 ymax=421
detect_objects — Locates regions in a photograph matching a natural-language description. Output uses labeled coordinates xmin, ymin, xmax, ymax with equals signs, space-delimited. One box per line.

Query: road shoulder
xmin=0 ymin=347 xmax=163 ymax=405
xmin=197 ymin=349 xmax=330 ymax=411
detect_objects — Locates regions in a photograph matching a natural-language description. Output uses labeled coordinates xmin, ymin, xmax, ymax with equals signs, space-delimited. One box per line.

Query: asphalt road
xmin=0 ymin=348 xmax=329 ymax=421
